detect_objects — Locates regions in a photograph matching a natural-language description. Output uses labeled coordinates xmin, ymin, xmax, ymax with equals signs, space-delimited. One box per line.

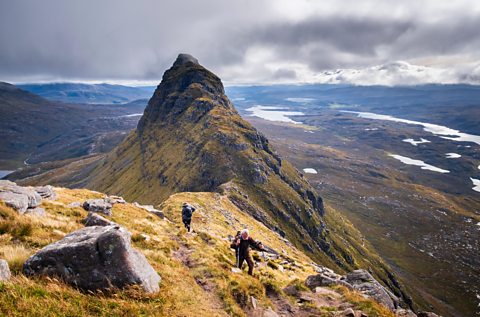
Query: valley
xmin=0 ymin=82 xmax=147 ymax=171
xmin=225 ymin=85 xmax=479 ymax=317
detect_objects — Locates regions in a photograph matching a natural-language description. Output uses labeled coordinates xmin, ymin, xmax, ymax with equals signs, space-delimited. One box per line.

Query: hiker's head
xmin=240 ymin=229 xmax=249 ymax=239
xmin=182 ymin=202 xmax=187 ymax=207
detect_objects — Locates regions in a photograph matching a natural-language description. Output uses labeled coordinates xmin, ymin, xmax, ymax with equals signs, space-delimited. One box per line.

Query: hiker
xmin=181 ymin=202 xmax=196 ymax=232
xmin=230 ymin=229 xmax=264 ymax=275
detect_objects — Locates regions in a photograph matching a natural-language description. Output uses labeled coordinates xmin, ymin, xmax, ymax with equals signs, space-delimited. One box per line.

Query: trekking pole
xmin=236 ymin=246 xmax=240 ymax=268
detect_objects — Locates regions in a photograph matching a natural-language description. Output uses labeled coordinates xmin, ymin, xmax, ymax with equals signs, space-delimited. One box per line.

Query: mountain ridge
xmin=18 ymin=82 xmax=154 ymax=104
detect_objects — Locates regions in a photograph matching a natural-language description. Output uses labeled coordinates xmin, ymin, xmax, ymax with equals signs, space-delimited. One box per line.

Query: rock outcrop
xmin=0 ymin=259 xmax=11 ymax=281
xmin=34 ymin=185 xmax=57 ymax=200
xmin=305 ymin=268 xmax=400 ymax=311
xmin=0 ymin=181 xmax=58 ymax=215
xmin=346 ymin=269 xmax=399 ymax=311
xmin=0 ymin=180 xmax=42 ymax=214
xmin=23 ymin=225 xmax=161 ymax=293
xmin=82 ymin=198 xmax=113 ymax=216
xmin=83 ymin=212 xmax=115 ymax=226
xmin=305 ymin=271 xmax=352 ymax=290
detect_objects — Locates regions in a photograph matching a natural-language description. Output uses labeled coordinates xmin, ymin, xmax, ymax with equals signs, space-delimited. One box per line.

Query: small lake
xmin=285 ymin=98 xmax=315 ymax=103
xmin=402 ymin=138 xmax=430 ymax=146
xmin=388 ymin=154 xmax=450 ymax=173
xmin=0 ymin=170 xmax=14 ymax=179
xmin=303 ymin=168 xmax=318 ymax=174
xmin=343 ymin=111 xmax=480 ymax=146
xmin=246 ymin=105 xmax=304 ymax=124
xmin=445 ymin=153 xmax=461 ymax=159
xmin=471 ymin=178 xmax=480 ymax=192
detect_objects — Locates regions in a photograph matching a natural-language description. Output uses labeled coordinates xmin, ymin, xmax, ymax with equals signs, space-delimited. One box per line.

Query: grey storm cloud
xmin=0 ymin=0 xmax=479 ymax=84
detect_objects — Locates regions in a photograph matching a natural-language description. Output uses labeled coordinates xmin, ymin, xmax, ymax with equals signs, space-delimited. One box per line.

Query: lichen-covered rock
xmin=346 ymin=269 xmax=399 ymax=311
xmin=0 ymin=259 xmax=11 ymax=281
xmin=34 ymin=185 xmax=57 ymax=200
xmin=82 ymin=199 xmax=112 ymax=216
xmin=83 ymin=212 xmax=115 ymax=227
xmin=23 ymin=225 xmax=161 ymax=293
xmin=0 ymin=180 xmax=42 ymax=213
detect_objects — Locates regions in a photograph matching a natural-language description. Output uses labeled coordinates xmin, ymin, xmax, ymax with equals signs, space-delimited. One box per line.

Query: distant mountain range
xmin=18 ymin=83 xmax=155 ymax=104
xmin=0 ymin=82 xmax=146 ymax=169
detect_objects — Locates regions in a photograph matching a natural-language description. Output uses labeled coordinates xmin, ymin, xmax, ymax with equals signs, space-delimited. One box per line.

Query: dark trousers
xmin=238 ymin=254 xmax=254 ymax=275
xmin=183 ymin=218 xmax=191 ymax=232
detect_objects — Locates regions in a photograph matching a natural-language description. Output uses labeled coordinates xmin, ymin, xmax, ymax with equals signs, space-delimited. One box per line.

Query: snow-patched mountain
xmin=314 ymin=61 xmax=474 ymax=86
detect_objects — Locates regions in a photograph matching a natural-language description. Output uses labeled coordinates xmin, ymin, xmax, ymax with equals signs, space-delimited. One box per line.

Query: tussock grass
xmin=0 ymin=244 xmax=32 ymax=274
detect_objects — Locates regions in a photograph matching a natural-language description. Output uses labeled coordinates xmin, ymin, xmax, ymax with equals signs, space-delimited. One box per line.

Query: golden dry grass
xmin=0 ymin=188 xmax=395 ymax=316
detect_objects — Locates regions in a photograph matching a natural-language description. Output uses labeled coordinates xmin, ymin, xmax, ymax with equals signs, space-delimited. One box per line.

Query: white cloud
xmin=309 ymin=61 xmax=480 ymax=86
xmin=1 ymin=0 xmax=480 ymax=85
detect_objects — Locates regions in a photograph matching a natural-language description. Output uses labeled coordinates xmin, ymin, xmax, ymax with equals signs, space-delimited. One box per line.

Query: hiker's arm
xmin=249 ymin=238 xmax=263 ymax=250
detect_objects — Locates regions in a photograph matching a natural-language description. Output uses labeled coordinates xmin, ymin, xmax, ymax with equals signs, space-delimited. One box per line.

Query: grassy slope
xmin=0 ymin=187 xmax=394 ymax=317
xmin=254 ymin=120 xmax=478 ymax=316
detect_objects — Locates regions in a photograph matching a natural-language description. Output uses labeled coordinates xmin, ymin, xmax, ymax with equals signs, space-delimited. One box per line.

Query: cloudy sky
xmin=1 ymin=0 xmax=479 ymax=85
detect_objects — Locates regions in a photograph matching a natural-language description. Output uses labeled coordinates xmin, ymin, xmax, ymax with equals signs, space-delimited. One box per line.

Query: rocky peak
xmin=173 ymin=53 xmax=199 ymax=66
xmin=137 ymin=53 xmax=230 ymax=132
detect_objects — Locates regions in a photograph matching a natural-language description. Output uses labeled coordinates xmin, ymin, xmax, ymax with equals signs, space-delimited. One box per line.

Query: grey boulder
xmin=0 ymin=259 xmax=11 ymax=281
xmin=84 ymin=212 xmax=115 ymax=227
xmin=0 ymin=180 xmax=42 ymax=214
xmin=346 ymin=269 xmax=399 ymax=311
xmin=83 ymin=199 xmax=113 ymax=216
xmin=23 ymin=225 xmax=161 ymax=293
xmin=34 ymin=185 xmax=57 ymax=200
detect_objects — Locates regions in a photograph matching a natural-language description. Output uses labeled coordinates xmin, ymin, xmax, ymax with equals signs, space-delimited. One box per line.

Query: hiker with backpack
xmin=230 ymin=229 xmax=264 ymax=275
xmin=181 ymin=202 xmax=196 ymax=232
